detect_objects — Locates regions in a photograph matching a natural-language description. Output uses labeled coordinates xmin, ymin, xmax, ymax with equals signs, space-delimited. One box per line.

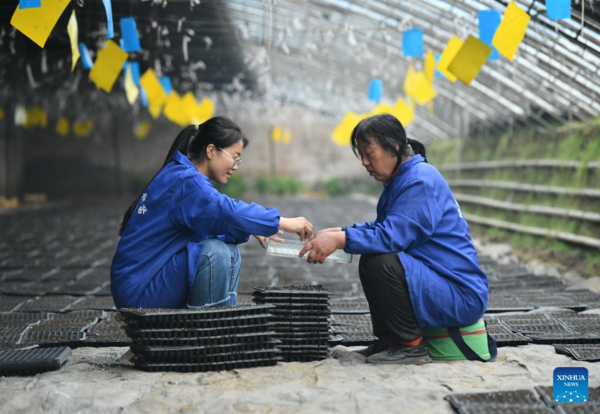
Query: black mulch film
xmin=0 ymin=346 xmax=71 ymax=376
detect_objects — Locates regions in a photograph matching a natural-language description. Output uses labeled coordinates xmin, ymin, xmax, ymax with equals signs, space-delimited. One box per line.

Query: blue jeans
xmin=188 ymin=239 xmax=241 ymax=308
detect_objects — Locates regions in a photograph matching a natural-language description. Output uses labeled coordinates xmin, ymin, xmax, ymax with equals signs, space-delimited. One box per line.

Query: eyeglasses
xmin=217 ymin=147 xmax=243 ymax=168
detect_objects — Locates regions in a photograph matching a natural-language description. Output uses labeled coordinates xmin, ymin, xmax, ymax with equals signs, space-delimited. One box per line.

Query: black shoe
xmin=354 ymin=341 xmax=389 ymax=357
xmin=366 ymin=343 xmax=432 ymax=365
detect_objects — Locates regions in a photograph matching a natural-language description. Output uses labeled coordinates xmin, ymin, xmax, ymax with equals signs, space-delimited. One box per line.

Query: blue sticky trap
xmin=159 ymin=76 xmax=173 ymax=95
xmin=434 ymin=54 xmax=444 ymax=79
xmin=547 ymin=0 xmax=571 ymax=20
xmin=19 ymin=0 xmax=41 ymax=9
xmin=102 ymin=0 xmax=114 ymax=39
xmin=129 ymin=62 xmax=141 ymax=86
xmin=478 ymin=10 xmax=501 ymax=61
xmin=403 ymin=28 xmax=424 ymax=58
xmin=79 ymin=43 xmax=94 ymax=70
xmin=121 ymin=17 xmax=141 ymax=53
xmin=368 ymin=79 xmax=383 ymax=102
xmin=140 ymin=87 xmax=148 ymax=108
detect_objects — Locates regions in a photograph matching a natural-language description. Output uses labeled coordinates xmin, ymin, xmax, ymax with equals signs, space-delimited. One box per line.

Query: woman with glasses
xmin=111 ymin=117 xmax=313 ymax=309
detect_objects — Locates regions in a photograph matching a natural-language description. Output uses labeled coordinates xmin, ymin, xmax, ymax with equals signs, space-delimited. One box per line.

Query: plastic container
xmin=266 ymin=239 xmax=352 ymax=263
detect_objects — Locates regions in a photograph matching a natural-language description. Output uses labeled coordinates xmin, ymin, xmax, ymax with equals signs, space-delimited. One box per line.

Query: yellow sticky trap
xmin=164 ymin=92 xmax=189 ymax=127
xmin=124 ymin=65 xmax=139 ymax=105
xmin=55 ymin=117 xmax=69 ymax=136
xmin=73 ymin=120 xmax=93 ymax=138
xmin=0 ymin=107 xmax=4 ymax=120
xmin=425 ymin=50 xmax=435 ymax=84
xmin=67 ymin=10 xmax=80 ymax=72
xmin=369 ymin=103 xmax=394 ymax=116
xmin=448 ymin=35 xmax=492 ymax=86
xmin=140 ymin=69 xmax=168 ymax=108
xmin=492 ymin=1 xmax=530 ymax=61
xmin=393 ymin=98 xmax=414 ymax=126
xmin=24 ymin=107 xmax=47 ymax=128
xmin=331 ymin=112 xmax=360 ymax=146
xmin=403 ymin=65 xmax=417 ymax=98
xmin=282 ymin=129 xmax=291 ymax=145
xmin=182 ymin=92 xmax=201 ymax=124
xmin=148 ymin=102 xmax=163 ymax=119
xmin=134 ymin=121 xmax=152 ymax=140
xmin=10 ymin=0 xmax=70 ymax=48
xmin=410 ymin=72 xmax=436 ymax=105
xmin=437 ymin=36 xmax=464 ymax=82
xmin=197 ymin=97 xmax=214 ymax=122
xmin=89 ymin=40 xmax=127 ymax=93
xmin=272 ymin=126 xmax=282 ymax=142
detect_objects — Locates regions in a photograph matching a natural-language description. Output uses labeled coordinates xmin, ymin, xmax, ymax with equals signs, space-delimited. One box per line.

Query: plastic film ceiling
xmin=1 ymin=0 xmax=599 ymax=142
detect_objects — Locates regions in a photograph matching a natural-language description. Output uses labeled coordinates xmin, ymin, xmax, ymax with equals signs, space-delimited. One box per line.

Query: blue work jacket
xmin=111 ymin=151 xmax=280 ymax=308
xmin=344 ymin=155 xmax=488 ymax=330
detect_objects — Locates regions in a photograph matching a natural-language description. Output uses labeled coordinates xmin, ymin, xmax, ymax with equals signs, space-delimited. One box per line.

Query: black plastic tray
xmin=446 ymin=389 xmax=543 ymax=407
xmin=0 ymin=346 xmax=71 ymax=376
xmin=130 ymin=339 xmax=281 ymax=358
xmin=125 ymin=313 xmax=273 ymax=330
xmin=130 ymin=331 xmax=275 ymax=347
xmin=18 ymin=296 xmax=78 ymax=313
xmin=133 ymin=356 xmax=281 ymax=372
xmin=19 ymin=331 xmax=86 ymax=347
xmin=134 ymin=348 xmax=280 ymax=364
xmin=252 ymin=294 xmax=329 ymax=303
xmin=120 ymin=304 xmax=276 ymax=323
xmin=489 ymin=332 xmax=532 ymax=347
xmin=554 ymin=344 xmax=600 ymax=361
xmin=337 ymin=333 xmax=378 ymax=346
xmin=125 ymin=322 xmax=272 ymax=339
xmin=253 ymin=285 xmax=330 ymax=297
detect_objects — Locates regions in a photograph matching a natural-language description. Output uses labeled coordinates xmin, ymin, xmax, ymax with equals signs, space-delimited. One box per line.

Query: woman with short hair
xmin=301 ymin=114 xmax=488 ymax=365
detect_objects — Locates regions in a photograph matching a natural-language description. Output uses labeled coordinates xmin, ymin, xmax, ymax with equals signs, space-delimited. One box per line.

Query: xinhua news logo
xmin=553 ymin=367 xmax=589 ymax=403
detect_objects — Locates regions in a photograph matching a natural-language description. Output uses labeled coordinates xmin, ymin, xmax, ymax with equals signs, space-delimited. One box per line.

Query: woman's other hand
xmin=299 ymin=231 xmax=346 ymax=264
xmin=308 ymin=227 xmax=342 ymax=242
xmin=253 ymin=231 xmax=284 ymax=249
xmin=279 ymin=217 xmax=314 ymax=241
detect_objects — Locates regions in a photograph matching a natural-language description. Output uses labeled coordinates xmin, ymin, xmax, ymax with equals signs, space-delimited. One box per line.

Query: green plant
xmin=322 ymin=177 xmax=344 ymax=197
xmin=254 ymin=174 xmax=304 ymax=196
xmin=213 ymin=174 xmax=248 ymax=199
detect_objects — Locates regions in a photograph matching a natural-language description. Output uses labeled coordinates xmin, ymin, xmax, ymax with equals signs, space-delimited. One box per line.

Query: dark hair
xmin=118 ymin=116 xmax=248 ymax=236
xmin=350 ymin=114 xmax=427 ymax=167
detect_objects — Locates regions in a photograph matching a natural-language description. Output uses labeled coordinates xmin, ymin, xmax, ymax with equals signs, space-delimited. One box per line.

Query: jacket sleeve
xmin=344 ymin=180 xmax=442 ymax=254
xmin=170 ymin=176 xmax=281 ymax=239
xmin=351 ymin=221 xmax=375 ymax=230
xmin=211 ymin=234 xmax=251 ymax=245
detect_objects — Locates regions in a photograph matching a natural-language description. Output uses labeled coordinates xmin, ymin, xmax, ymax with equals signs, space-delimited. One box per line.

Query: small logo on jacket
xmin=553 ymin=367 xmax=588 ymax=403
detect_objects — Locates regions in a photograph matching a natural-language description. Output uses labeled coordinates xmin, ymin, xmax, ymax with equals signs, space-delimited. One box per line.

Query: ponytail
xmin=118 ymin=125 xmax=198 ymax=236
xmin=118 ymin=117 xmax=248 ymax=236
xmin=408 ymin=138 xmax=427 ymax=163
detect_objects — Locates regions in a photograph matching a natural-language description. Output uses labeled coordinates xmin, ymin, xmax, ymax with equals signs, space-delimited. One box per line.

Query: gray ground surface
xmin=1 ymin=196 xmax=599 ymax=414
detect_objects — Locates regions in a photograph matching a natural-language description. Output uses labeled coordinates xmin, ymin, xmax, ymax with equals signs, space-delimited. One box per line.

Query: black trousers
xmin=359 ymin=253 xmax=422 ymax=342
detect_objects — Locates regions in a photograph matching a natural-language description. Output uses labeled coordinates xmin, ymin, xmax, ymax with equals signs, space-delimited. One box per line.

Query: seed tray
xmin=0 ymin=346 xmax=71 ymax=376
xmin=120 ymin=304 xmax=276 ymax=323
xmin=0 ymin=312 xmax=47 ymax=324
xmin=125 ymin=313 xmax=273 ymax=330
xmin=485 ymin=306 xmax=537 ymax=313
xmin=131 ymin=339 xmax=281 ymax=358
xmin=536 ymin=386 xmax=600 ymax=408
xmin=0 ymin=296 xmax=27 ymax=312
xmin=277 ymin=341 xmax=329 ymax=350
xmin=83 ymin=331 xmax=132 ymax=347
xmin=554 ymin=344 xmax=600 ymax=361
xmin=130 ymin=331 xmax=275 ymax=347
xmin=556 ymin=406 xmax=600 ymax=414
xmin=254 ymin=285 xmax=330 ymax=297
xmin=52 ymin=310 xmax=105 ymax=322
xmin=252 ymin=293 xmax=329 ymax=303
xmin=268 ymin=308 xmax=330 ymax=316
xmin=446 ymin=389 xmax=543 ymax=407
xmin=453 ymin=406 xmax=555 ymax=414
xmin=281 ymin=354 xmax=328 ymax=363
xmin=19 ymin=331 xmax=86 ymax=347
xmin=125 ymin=322 xmax=273 ymax=339
xmin=273 ymin=331 xmax=330 ymax=338
xmin=330 ymin=314 xmax=372 ymax=326
xmin=28 ymin=320 xmax=95 ymax=333
xmin=18 ymin=296 xmax=78 ymax=313
xmin=133 ymin=356 xmax=281 ymax=372
xmin=270 ymin=314 xmax=330 ymax=323
xmin=337 ymin=333 xmax=378 ymax=346
xmin=253 ymin=301 xmax=330 ymax=311
xmin=279 ymin=339 xmax=329 ymax=348
xmin=488 ymin=332 xmax=532 ymax=347
xmin=134 ymin=348 xmax=280 ymax=364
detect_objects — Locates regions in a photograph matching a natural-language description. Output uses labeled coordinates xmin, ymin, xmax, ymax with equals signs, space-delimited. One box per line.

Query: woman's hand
xmin=253 ymin=231 xmax=284 ymax=249
xmin=307 ymin=227 xmax=343 ymax=242
xmin=299 ymin=231 xmax=346 ymax=264
xmin=279 ymin=217 xmax=314 ymax=241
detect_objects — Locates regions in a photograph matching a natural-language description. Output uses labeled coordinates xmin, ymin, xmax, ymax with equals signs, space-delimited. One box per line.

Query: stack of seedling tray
xmin=120 ymin=304 xmax=281 ymax=372
xmin=253 ymin=285 xmax=330 ymax=362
